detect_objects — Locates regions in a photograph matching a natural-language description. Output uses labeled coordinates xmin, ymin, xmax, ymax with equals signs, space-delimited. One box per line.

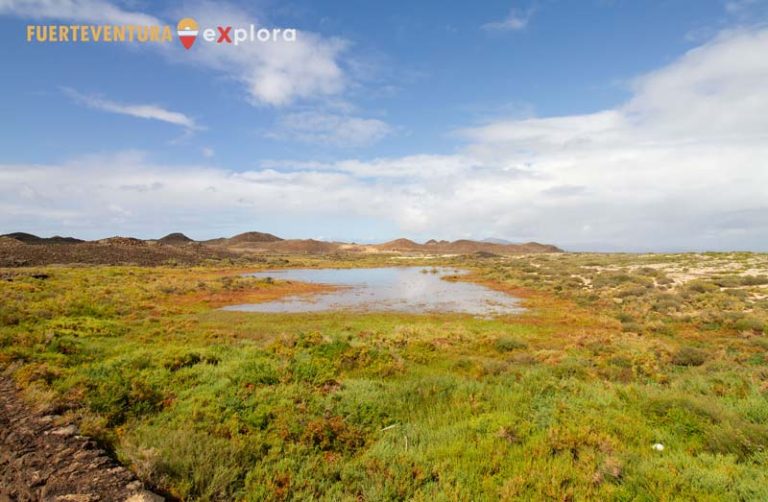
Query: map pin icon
xmin=177 ymin=18 xmax=198 ymax=50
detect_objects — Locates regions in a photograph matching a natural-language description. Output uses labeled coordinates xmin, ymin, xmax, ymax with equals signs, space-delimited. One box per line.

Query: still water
xmin=221 ymin=267 xmax=522 ymax=316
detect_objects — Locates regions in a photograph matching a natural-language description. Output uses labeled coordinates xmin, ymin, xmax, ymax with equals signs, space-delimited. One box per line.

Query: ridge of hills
xmin=0 ymin=231 xmax=562 ymax=266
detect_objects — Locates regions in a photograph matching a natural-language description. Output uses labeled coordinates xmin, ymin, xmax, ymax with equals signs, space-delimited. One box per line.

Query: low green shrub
xmin=672 ymin=347 xmax=708 ymax=367
xmin=734 ymin=317 xmax=765 ymax=334
xmin=494 ymin=336 xmax=527 ymax=352
xmin=686 ymin=281 xmax=719 ymax=294
xmin=704 ymin=422 xmax=768 ymax=460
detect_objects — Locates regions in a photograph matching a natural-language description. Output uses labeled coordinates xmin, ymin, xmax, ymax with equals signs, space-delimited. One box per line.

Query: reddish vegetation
xmin=173 ymin=281 xmax=338 ymax=309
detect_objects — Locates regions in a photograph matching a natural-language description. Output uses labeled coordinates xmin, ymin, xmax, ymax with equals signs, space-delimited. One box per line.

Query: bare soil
xmin=0 ymin=377 xmax=162 ymax=502
xmin=0 ymin=238 xmax=239 ymax=267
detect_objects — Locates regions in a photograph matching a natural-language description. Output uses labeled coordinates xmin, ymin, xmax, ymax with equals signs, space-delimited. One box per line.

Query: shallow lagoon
xmin=222 ymin=267 xmax=523 ymax=316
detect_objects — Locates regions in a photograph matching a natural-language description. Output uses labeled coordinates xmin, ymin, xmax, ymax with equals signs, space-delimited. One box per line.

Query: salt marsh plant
xmin=1 ymin=253 xmax=767 ymax=500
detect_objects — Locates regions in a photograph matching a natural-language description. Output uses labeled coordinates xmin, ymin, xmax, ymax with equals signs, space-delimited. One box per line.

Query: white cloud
xmin=453 ymin=28 xmax=768 ymax=249
xmin=0 ymin=0 xmax=161 ymax=25
xmin=482 ymin=7 xmax=535 ymax=31
xmin=0 ymin=151 xmax=387 ymax=238
xmin=1 ymin=0 xmax=351 ymax=108
xmin=260 ymin=154 xmax=481 ymax=180
xmin=171 ymin=2 xmax=349 ymax=107
xmin=2 ymin=27 xmax=768 ymax=250
xmin=64 ymin=88 xmax=199 ymax=129
xmin=268 ymin=111 xmax=391 ymax=147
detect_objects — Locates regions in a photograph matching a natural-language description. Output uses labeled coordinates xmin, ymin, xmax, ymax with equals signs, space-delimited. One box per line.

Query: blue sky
xmin=1 ymin=0 xmax=768 ymax=250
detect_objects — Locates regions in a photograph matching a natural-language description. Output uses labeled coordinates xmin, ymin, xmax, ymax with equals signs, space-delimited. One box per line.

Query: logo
xmin=25 ymin=18 xmax=296 ymax=47
xmin=176 ymin=17 xmax=198 ymax=50
xmin=26 ymin=24 xmax=173 ymax=43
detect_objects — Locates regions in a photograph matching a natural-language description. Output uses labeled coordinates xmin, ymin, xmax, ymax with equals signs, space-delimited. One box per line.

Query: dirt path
xmin=0 ymin=377 xmax=162 ymax=502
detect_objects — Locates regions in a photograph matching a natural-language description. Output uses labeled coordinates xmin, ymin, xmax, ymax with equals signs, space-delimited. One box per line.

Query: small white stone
xmin=51 ymin=425 xmax=78 ymax=437
xmin=652 ymin=443 xmax=665 ymax=451
xmin=125 ymin=480 xmax=143 ymax=492
xmin=125 ymin=490 xmax=164 ymax=502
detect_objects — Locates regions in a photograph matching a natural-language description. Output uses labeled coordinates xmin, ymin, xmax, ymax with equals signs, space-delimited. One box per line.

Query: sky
xmin=1 ymin=0 xmax=767 ymax=251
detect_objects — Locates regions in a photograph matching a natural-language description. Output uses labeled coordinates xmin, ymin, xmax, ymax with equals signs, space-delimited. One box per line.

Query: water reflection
xmin=221 ymin=267 xmax=523 ymax=316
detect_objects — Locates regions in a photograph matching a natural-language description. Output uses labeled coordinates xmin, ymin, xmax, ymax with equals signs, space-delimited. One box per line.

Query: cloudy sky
xmin=1 ymin=0 xmax=767 ymax=251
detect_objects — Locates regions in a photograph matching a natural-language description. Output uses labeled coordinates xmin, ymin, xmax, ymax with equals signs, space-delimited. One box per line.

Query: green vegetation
xmin=2 ymin=252 xmax=768 ymax=500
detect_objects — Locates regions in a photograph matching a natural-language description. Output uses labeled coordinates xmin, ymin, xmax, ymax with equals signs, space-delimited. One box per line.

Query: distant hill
xmin=482 ymin=238 xmax=513 ymax=244
xmin=1 ymin=232 xmax=84 ymax=244
xmin=0 ymin=229 xmax=561 ymax=265
xmin=227 ymin=231 xmax=283 ymax=244
xmin=378 ymin=238 xmax=422 ymax=251
xmin=219 ymin=237 xmax=339 ymax=254
xmin=520 ymin=242 xmax=563 ymax=253
xmin=2 ymin=232 xmax=42 ymax=243
xmin=158 ymin=232 xmax=194 ymax=244
xmin=0 ymin=236 xmax=237 ymax=266
xmin=373 ymin=238 xmax=562 ymax=254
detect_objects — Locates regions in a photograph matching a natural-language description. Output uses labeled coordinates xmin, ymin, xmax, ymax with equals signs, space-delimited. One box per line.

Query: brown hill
xmin=158 ymin=232 xmax=193 ymax=244
xmin=0 ymin=238 xmax=238 ymax=267
xmin=1 ymin=232 xmax=84 ymax=245
xmin=519 ymin=242 xmax=563 ymax=253
xmin=377 ymin=238 xmax=422 ymax=251
xmin=2 ymin=232 xmax=44 ymax=244
xmin=372 ymin=238 xmax=562 ymax=254
xmin=266 ymin=239 xmax=340 ymax=253
xmin=0 ymin=229 xmax=561 ymax=265
xmin=226 ymin=239 xmax=340 ymax=254
xmin=447 ymin=240 xmax=489 ymax=253
xmin=227 ymin=231 xmax=283 ymax=244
